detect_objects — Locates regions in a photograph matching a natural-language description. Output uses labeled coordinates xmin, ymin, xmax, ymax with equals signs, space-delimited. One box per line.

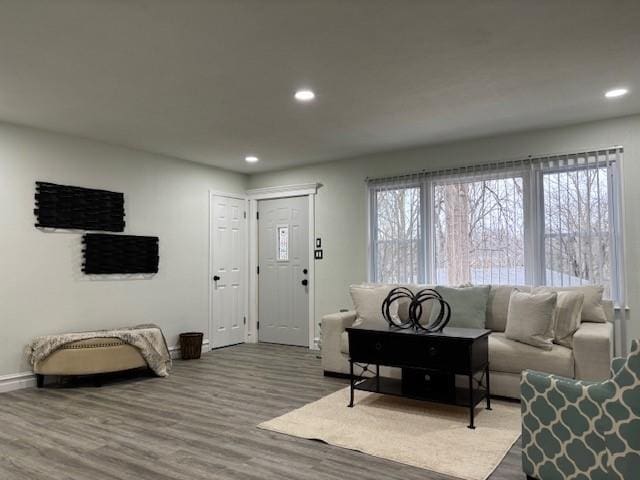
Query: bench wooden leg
xmin=36 ymin=374 xmax=44 ymax=388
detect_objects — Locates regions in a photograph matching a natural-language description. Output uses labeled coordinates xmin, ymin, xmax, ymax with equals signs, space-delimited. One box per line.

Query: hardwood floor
xmin=0 ymin=344 xmax=525 ymax=479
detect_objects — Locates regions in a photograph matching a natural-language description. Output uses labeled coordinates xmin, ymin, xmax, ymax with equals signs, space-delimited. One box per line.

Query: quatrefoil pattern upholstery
xmin=521 ymin=339 xmax=640 ymax=480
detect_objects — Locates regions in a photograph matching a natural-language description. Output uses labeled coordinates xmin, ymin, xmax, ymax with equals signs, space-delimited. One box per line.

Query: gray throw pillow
xmin=505 ymin=290 xmax=557 ymax=350
xmin=429 ymin=285 xmax=491 ymax=329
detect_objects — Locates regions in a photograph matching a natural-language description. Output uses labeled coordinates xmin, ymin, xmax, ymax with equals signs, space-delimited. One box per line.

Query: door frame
xmin=247 ymin=183 xmax=319 ymax=350
xmin=208 ymin=190 xmax=250 ymax=350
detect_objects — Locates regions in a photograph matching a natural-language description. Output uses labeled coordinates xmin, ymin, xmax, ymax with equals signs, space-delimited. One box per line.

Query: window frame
xmin=368 ymin=181 xmax=426 ymax=284
xmin=368 ymin=156 xmax=623 ymax=301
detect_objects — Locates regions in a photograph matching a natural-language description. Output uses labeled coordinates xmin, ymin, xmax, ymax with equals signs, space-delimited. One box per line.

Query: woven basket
xmin=179 ymin=332 xmax=203 ymax=360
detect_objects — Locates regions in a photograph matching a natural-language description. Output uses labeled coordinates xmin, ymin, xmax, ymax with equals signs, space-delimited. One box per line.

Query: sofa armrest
xmin=321 ymin=311 xmax=356 ymax=374
xmin=574 ymin=321 xmax=613 ymax=381
xmin=321 ymin=311 xmax=357 ymax=347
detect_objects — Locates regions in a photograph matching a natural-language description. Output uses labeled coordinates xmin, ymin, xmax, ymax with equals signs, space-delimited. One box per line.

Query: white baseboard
xmin=0 ymin=338 xmax=211 ymax=394
xmin=169 ymin=338 xmax=210 ymax=359
xmin=0 ymin=371 xmax=36 ymax=393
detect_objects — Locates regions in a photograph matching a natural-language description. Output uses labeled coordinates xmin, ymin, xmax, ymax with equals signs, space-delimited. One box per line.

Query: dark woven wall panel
xmin=35 ymin=182 xmax=125 ymax=231
xmin=82 ymin=234 xmax=159 ymax=274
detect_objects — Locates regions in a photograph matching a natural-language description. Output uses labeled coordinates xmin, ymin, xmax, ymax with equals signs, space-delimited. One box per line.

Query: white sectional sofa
xmin=321 ymin=284 xmax=614 ymax=399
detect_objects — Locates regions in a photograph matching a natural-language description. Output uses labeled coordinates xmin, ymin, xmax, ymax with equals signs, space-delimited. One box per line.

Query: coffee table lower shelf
xmin=353 ymin=376 xmax=488 ymax=408
xmin=348 ymin=368 xmax=491 ymax=429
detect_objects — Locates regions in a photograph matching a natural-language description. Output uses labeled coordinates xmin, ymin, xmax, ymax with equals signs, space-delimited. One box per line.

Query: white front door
xmin=210 ymin=194 xmax=246 ymax=349
xmin=258 ymin=196 xmax=309 ymax=346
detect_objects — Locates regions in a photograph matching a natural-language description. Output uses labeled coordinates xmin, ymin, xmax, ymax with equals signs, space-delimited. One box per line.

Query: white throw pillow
xmin=552 ymin=291 xmax=584 ymax=348
xmin=533 ymin=285 xmax=606 ymax=323
xmin=349 ymin=284 xmax=397 ymax=328
xmin=400 ymin=284 xmax=437 ymax=324
xmin=486 ymin=285 xmax=532 ymax=332
xmin=505 ymin=290 xmax=557 ymax=350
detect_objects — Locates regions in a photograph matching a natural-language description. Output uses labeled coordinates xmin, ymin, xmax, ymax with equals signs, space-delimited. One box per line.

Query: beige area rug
xmin=259 ymin=388 xmax=521 ymax=480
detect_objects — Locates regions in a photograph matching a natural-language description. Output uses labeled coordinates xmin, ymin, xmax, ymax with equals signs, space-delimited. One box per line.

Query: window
xmin=369 ymin=148 xmax=623 ymax=302
xmin=543 ymin=165 xmax=612 ymax=297
xmin=433 ymin=175 xmax=525 ymax=285
xmin=371 ymin=184 xmax=422 ymax=283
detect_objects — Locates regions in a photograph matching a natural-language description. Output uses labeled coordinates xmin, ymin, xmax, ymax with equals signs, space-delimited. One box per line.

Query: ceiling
xmin=0 ymin=1 xmax=639 ymax=173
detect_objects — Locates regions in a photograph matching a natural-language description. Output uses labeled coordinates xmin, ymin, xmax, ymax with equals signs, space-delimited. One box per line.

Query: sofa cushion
xmin=349 ymin=284 xmax=397 ymax=328
xmin=505 ymin=290 xmax=556 ymax=350
xmin=430 ymin=285 xmax=491 ymax=329
xmin=533 ymin=285 xmax=606 ymax=323
xmin=486 ymin=285 xmax=532 ymax=332
xmin=489 ymin=332 xmax=574 ymax=377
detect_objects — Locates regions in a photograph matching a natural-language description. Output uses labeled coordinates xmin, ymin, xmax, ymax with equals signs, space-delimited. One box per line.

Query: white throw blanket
xmin=26 ymin=324 xmax=172 ymax=377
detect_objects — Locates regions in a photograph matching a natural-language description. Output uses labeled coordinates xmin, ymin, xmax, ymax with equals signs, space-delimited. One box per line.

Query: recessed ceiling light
xmin=605 ymin=88 xmax=628 ymax=98
xmin=294 ymin=89 xmax=315 ymax=102
xmin=245 ymin=155 xmax=259 ymax=163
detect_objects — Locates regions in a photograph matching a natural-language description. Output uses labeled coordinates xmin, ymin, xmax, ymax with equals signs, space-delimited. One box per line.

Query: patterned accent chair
xmin=521 ymin=339 xmax=640 ymax=480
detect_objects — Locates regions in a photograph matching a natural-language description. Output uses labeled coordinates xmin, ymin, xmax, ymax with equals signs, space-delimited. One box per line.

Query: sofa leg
xmin=36 ymin=374 xmax=44 ymax=388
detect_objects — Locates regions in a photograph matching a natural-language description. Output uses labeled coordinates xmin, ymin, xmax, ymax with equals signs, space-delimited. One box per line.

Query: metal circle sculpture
xmin=382 ymin=287 xmax=451 ymax=333
xmin=409 ymin=288 xmax=451 ymax=332
xmin=380 ymin=287 xmax=415 ymax=329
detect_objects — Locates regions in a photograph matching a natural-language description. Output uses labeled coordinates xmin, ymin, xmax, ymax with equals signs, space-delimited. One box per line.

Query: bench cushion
xmin=35 ymin=338 xmax=147 ymax=375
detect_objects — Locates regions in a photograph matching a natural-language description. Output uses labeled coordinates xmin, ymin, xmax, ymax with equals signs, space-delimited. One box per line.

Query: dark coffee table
xmin=346 ymin=324 xmax=491 ymax=429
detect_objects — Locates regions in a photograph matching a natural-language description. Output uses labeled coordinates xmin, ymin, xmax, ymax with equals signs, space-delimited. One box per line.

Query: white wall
xmin=2 ymin=114 xmax=639 ymax=379
xmin=0 ymin=122 xmax=247 ymax=376
xmin=248 ymin=114 xmax=640 ymax=347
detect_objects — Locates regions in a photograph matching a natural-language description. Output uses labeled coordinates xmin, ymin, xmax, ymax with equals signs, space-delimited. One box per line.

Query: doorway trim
xmin=247 ymin=183 xmax=319 ymax=349
xmin=208 ymin=190 xmax=250 ymax=350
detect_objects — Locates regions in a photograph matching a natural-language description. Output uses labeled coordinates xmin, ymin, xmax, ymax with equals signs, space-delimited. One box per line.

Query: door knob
xmin=213 ymin=275 xmax=220 ymax=281
xmin=301 ymin=279 xmax=308 ymax=286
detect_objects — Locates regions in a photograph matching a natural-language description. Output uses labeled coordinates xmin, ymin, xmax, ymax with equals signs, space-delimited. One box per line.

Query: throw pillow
xmin=429 ymin=285 xmax=491 ymax=329
xmin=552 ymin=291 xmax=584 ymax=348
xmin=486 ymin=285 xmax=532 ymax=332
xmin=349 ymin=284 xmax=397 ymax=328
xmin=533 ymin=285 xmax=606 ymax=323
xmin=505 ymin=290 xmax=557 ymax=350
xmin=400 ymin=284 xmax=437 ymax=325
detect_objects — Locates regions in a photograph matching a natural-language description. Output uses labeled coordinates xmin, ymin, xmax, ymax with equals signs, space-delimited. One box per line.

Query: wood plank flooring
xmin=0 ymin=344 xmax=525 ymax=479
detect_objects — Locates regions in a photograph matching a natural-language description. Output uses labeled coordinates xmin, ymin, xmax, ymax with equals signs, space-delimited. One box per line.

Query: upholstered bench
xmin=34 ymin=337 xmax=149 ymax=388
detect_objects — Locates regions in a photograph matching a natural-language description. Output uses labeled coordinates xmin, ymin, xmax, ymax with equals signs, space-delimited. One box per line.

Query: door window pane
xmin=277 ymin=225 xmax=289 ymax=261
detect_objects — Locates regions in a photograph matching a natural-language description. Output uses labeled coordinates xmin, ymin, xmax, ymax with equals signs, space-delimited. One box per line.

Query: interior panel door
xmin=210 ymin=194 xmax=246 ymax=349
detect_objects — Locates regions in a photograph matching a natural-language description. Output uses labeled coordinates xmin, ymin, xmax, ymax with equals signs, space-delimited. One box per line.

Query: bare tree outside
xmin=543 ymin=167 xmax=611 ymax=296
xmin=373 ymin=165 xmax=612 ymax=294
xmin=374 ymin=186 xmax=421 ymax=283
xmin=434 ymin=177 xmax=524 ymax=285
